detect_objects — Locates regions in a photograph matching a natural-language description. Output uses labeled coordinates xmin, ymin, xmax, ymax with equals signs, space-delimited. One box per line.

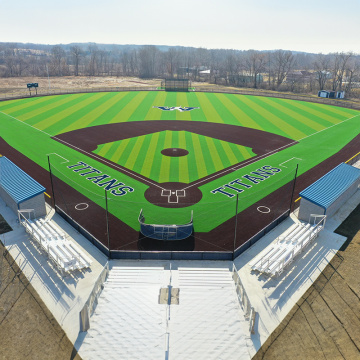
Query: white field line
xmin=181 ymin=141 xmax=297 ymax=191
xmin=182 ymin=112 xmax=360 ymax=191
xmin=0 ymin=110 xmax=165 ymax=191
xmin=279 ymin=157 xmax=303 ymax=168
xmin=46 ymin=153 xmax=70 ymax=164
xmin=2 ymin=109 xmax=360 ymax=193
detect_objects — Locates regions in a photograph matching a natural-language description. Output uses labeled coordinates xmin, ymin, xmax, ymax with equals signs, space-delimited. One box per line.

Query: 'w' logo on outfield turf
xmin=153 ymin=106 xmax=200 ymax=112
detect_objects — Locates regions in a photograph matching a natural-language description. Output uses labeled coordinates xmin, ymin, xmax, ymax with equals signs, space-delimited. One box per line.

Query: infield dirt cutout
xmin=54 ymin=120 xmax=296 ymax=207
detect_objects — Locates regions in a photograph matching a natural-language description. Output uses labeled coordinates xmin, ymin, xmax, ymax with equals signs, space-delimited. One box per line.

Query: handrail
xmin=232 ymin=264 xmax=257 ymax=334
xmin=80 ymin=262 xmax=109 ymax=332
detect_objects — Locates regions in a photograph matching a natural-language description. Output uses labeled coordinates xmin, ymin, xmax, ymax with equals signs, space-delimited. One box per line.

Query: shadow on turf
xmin=138 ymin=233 xmax=195 ymax=251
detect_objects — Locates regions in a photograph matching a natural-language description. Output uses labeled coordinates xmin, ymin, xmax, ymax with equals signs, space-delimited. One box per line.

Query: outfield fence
xmin=1 ymin=85 xmax=360 ymax=110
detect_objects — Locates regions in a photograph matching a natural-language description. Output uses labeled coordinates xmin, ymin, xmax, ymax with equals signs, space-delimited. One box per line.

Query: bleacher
xmin=251 ymin=215 xmax=326 ymax=277
xmin=18 ymin=210 xmax=92 ymax=275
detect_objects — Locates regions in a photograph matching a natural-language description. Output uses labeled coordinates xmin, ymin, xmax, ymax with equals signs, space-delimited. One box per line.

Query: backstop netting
xmin=48 ymin=153 xmax=298 ymax=256
xmin=138 ymin=209 xmax=193 ymax=241
xmin=162 ymin=79 xmax=190 ymax=92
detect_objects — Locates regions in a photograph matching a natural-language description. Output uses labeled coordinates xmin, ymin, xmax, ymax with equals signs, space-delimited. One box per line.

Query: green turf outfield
xmin=0 ymin=91 xmax=360 ymax=232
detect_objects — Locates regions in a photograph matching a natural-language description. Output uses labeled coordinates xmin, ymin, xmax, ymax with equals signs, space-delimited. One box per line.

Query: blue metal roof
xmin=0 ymin=156 xmax=45 ymax=205
xmin=300 ymin=163 xmax=360 ymax=209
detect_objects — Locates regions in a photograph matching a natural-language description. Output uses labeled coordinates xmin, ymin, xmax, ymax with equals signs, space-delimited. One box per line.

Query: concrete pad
xmin=233 ymin=189 xmax=360 ymax=358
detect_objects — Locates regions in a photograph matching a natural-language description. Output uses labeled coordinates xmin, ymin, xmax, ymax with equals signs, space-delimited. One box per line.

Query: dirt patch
xmin=0 ymin=214 xmax=12 ymax=235
xmin=0 ymin=76 xmax=161 ymax=95
xmin=0 ymin=240 xmax=82 ymax=360
xmin=144 ymin=182 xmax=203 ymax=208
xmin=161 ymin=148 xmax=189 ymax=157
xmin=335 ymin=202 xmax=360 ymax=251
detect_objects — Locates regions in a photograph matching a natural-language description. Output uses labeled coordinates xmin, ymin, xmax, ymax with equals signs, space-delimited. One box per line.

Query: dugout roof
xmin=299 ymin=162 xmax=360 ymax=209
xmin=0 ymin=156 xmax=45 ymax=204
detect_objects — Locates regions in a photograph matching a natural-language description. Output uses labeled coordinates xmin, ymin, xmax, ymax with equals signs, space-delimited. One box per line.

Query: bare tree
xmin=344 ymin=57 xmax=360 ymax=96
xmin=273 ymin=50 xmax=295 ymax=88
xmin=314 ymin=54 xmax=331 ymax=90
xmin=138 ymin=46 xmax=159 ymax=78
xmin=51 ymin=45 xmax=66 ymax=76
xmin=165 ymin=48 xmax=179 ymax=78
xmin=70 ymin=45 xmax=82 ymax=76
xmin=331 ymin=52 xmax=353 ymax=92
xmin=244 ymin=50 xmax=266 ymax=88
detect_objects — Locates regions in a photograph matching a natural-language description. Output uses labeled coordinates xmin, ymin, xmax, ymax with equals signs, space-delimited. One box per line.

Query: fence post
xmin=289 ymin=164 xmax=299 ymax=213
xmin=104 ymin=189 xmax=110 ymax=258
xmin=233 ymin=194 xmax=239 ymax=260
xmin=47 ymin=155 xmax=56 ymax=208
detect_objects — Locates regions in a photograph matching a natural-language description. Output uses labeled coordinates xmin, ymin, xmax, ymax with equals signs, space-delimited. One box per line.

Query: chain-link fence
xmin=1 ymin=85 xmax=360 ymax=110
xmin=48 ymin=155 xmax=298 ymax=259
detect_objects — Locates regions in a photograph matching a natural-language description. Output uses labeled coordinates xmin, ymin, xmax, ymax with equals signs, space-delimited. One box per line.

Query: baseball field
xmin=0 ymin=91 xmax=359 ymax=252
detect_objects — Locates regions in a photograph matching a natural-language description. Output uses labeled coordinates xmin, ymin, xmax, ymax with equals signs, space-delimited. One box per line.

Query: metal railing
xmin=80 ymin=262 xmax=109 ymax=332
xmin=232 ymin=264 xmax=257 ymax=334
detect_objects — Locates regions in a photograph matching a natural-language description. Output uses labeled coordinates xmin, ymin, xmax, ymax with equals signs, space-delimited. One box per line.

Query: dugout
xmin=298 ymin=163 xmax=360 ymax=221
xmin=0 ymin=156 xmax=46 ymax=219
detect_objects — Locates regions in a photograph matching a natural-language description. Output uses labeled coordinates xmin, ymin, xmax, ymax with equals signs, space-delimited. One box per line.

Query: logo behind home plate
xmin=153 ymin=106 xmax=200 ymax=112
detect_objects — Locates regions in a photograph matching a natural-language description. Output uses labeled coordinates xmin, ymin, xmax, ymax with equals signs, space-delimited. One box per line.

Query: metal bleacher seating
xmin=251 ymin=215 xmax=326 ymax=277
xmin=18 ymin=211 xmax=92 ymax=275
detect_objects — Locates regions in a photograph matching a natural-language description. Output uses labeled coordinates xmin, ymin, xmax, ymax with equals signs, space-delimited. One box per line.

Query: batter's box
xmin=161 ymin=189 xmax=171 ymax=197
xmin=176 ymin=190 xmax=185 ymax=197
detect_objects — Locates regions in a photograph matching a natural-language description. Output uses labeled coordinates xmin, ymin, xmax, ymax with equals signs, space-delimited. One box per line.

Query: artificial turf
xmin=0 ymin=91 xmax=359 ymax=231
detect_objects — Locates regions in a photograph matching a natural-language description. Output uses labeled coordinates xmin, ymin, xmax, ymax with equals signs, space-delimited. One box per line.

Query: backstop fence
xmin=48 ymin=155 xmax=298 ymax=260
xmin=161 ymin=79 xmax=191 ymax=92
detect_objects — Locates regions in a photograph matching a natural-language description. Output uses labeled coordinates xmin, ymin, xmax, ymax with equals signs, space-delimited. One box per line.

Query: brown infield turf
xmin=1 ymin=123 xmax=360 ymax=253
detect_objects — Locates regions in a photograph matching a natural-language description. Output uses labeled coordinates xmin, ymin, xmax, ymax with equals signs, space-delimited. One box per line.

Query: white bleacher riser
xmin=253 ymin=224 xmax=307 ymax=272
xmin=36 ymin=220 xmax=53 ymax=240
xmin=19 ymin=212 xmax=92 ymax=274
xmin=39 ymin=219 xmax=59 ymax=239
xmin=66 ymin=242 xmax=92 ymax=269
xmin=46 ymin=221 xmax=66 ymax=239
xmin=104 ymin=267 xmax=165 ymax=289
xmin=270 ymin=225 xmax=323 ymax=276
xmin=251 ymin=216 xmax=325 ymax=277
xmin=277 ymin=223 xmax=301 ymax=244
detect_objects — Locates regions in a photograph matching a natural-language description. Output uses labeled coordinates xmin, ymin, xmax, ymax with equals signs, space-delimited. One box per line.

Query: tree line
xmin=0 ymin=42 xmax=359 ymax=97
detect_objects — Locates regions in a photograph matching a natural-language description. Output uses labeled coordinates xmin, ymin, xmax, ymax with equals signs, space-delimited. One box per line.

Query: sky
xmin=1 ymin=0 xmax=359 ymax=54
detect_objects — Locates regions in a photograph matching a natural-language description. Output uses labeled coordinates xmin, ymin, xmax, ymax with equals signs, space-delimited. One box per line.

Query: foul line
xmin=182 ymin=141 xmax=297 ymax=191
xmin=183 ymin=111 xmax=360 ymax=191
xmin=0 ymin=110 xmax=165 ymax=191
xmin=46 ymin=153 xmax=69 ymax=164
xmin=2 ymin=109 xmax=360 ymax=193
xmin=279 ymin=157 xmax=303 ymax=168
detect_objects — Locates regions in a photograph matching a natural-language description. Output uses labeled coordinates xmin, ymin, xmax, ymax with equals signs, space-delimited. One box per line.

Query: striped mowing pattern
xmin=1 ymin=91 xmax=358 ymax=142
xmin=93 ymin=131 xmax=256 ymax=183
